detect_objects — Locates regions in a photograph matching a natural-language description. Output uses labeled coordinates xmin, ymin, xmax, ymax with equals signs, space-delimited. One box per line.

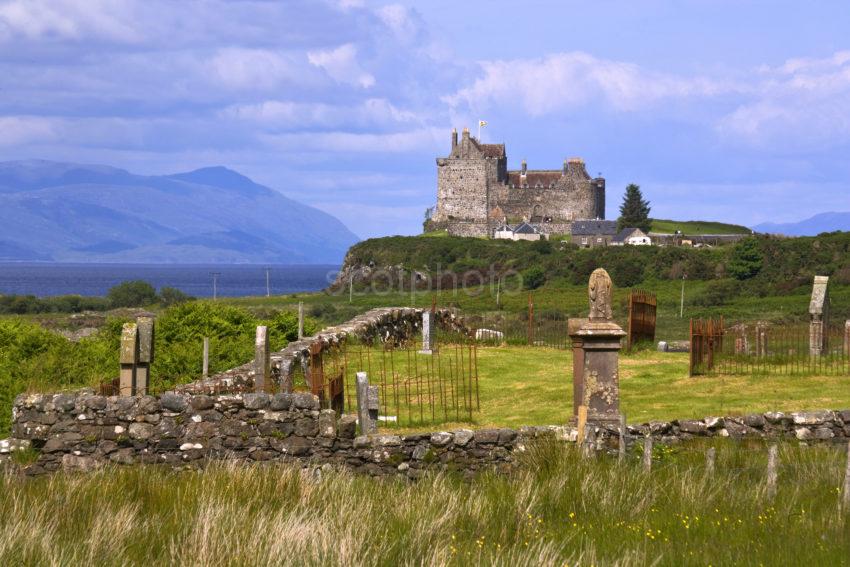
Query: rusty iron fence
xmin=627 ymin=289 xmax=657 ymax=350
xmin=690 ymin=318 xmax=850 ymax=377
xmin=461 ymin=296 xmax=571 ymax=349
xmin=306 ymin=338 xmax=480 ymax=429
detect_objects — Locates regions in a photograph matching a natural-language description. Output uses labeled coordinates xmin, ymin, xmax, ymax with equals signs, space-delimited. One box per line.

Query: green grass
xmin=650 ymin=218 xmax=752 ymax=235
xmin=403 ymin=347 xmax=850 ymax=431
xmin=1 ymin=442 xmax=848 ymax=565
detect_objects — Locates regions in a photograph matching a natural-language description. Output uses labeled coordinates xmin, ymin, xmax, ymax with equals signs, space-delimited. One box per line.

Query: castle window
xmin=549 ymin=183 xmax=555 ymax=188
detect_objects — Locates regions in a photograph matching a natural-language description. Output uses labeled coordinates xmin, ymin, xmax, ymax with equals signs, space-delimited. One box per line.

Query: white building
xmin=611 ymin=227 xmax=652 ymax=246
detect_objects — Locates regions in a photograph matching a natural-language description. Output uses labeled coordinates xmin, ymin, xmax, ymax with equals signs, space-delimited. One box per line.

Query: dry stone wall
xmin=2 ymin=389 xmax=849 ymax=476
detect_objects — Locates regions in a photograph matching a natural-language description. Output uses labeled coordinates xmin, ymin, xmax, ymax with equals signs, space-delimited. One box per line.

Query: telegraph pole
xmin=210 ymin=272 xmax=221 ymax=301
xmin=680 ymin=273 xmax=686 ymax=318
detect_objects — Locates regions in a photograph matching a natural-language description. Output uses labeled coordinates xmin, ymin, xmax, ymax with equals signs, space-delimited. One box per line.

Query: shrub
xmin=727 ymin=237 xmax=764 ymax=280
xmin=521 ymin=266 xmax=546 ymax=290
xmin=107 ymin=281 xmax=158 ymax=308
xmin=159 ymin=287 xmax=192 ymax=307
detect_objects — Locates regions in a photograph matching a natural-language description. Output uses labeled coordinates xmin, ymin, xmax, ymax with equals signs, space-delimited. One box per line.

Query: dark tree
xmin=727 ymin=237 xmax=764 ymax=280
xmin=617 ymin=184 xmax=652 ymax=233
xmin=107 ymin=280 xmax=158 ymax=308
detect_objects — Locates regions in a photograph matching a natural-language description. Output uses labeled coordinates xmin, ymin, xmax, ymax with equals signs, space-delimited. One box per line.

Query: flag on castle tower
xmin=478 ymin=120 xmax=487 ymax=127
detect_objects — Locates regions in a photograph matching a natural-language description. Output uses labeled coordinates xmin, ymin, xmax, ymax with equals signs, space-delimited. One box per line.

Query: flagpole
xmin=477 ymin=121 xmax=481 ymax=142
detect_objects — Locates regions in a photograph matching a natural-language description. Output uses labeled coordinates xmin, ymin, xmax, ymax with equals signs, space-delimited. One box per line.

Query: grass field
xmin=2 ymin=441 xmax=848 ymax=565
xmin=376 ymin=347 xmax=850 ymax=432
xmin=650 ymin=218 xmax=752 ymax=235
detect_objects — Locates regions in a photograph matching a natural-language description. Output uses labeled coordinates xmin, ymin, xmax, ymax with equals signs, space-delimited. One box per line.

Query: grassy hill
xmin=650 ymin=218 xmax=752 ymax=235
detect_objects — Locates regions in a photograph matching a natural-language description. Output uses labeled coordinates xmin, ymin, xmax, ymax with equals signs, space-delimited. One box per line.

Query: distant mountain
xmin=0 ymin=160 xmax=359 ymax=263
xmin=753 ymin=212 xmax=850 ymax=236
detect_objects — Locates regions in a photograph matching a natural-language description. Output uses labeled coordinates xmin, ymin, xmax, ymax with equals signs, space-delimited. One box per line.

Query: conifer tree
xmin=617 ymin=184 xmax=652 ymax=232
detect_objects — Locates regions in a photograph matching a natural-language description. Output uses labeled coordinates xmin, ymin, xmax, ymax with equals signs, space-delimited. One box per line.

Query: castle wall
xmin=492 ymin=180 xmax=599 ymax=226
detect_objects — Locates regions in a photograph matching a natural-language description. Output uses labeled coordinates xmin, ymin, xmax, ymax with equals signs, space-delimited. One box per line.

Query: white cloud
xmin=208 ymin=48 xmax=302 ymax=90
xmin=0 ymin=0 xmax=143 ymax=43
xmin=0 ymin=116 xmax=58 ymax=146
xmin=307 ymin=43 xmax=375 ymax=88
xmin=260 ymin=128 xmax=443 ymax=153
xmin=446 ymin=52 xmax=733 ymax=115
xmin=718 ymin=51 xmax=850 ymax=148
xmin=221 ymin=98 xmax=417 ymax=129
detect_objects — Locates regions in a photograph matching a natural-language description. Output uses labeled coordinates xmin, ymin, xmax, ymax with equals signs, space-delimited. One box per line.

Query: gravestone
xmin=254 ymin=326 xmax=270 ymax=392
xmin=355 ymin=372 xmax=377 ymax=434
xmin=568 ymin=269 xmax=626 ymax=425
xmin=809 ymin=276 xmax=829 ymax=356
xmin=119 ymin=323 xmax=139 ymax=396
xmin=756 ymin=324 xmax=768 ymax=358
xmin=368 ymin=385 xmax=380 ymax=423
xmin=419 ymin=310 xmax=435 ymax=354
xmin=135 ymin=316 xmax=154 ymax=395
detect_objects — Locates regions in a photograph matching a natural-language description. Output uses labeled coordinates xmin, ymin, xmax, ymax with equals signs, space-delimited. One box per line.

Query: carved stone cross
xmin=588 ymin=268 xmax=613 ymax=321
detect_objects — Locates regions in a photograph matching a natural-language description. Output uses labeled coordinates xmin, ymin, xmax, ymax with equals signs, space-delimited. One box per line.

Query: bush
xmin=159 ymin=287 xmax=193 ymax=307
xmin=727 ymin=237 xmax=764 ymax=281
xmin=107 ymin=281 xmax=158 ymax=308
xmin=522 ymin=266 xmax=546 ymax=290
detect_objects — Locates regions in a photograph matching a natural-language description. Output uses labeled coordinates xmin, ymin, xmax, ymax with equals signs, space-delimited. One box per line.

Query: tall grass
xmin=1 ymin=440 xmax=848 ymax=565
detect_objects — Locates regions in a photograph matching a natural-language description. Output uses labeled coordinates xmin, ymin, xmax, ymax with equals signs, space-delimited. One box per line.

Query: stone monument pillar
xmin=419 ymin=310 xmax=435 ymax=354
xmin=569 ymin=268 xmax=626 ymax=425
xmin=809 ymin=275 xmax=829 ymax=356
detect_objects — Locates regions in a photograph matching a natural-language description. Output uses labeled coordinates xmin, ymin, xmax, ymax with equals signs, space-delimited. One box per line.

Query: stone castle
xmin=429 ymin=127 xmax=606 ymax=237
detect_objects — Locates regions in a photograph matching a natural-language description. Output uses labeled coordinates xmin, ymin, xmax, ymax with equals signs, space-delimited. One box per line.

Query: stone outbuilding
xmin=571 ymin=220 xmax=617 ymax=248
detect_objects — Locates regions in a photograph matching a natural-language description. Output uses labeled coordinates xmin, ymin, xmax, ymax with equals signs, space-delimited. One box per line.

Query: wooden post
xmin=706 ymin=447 xmax=716 ymax=476
xmin=202 ymin=337 xmax=209 ymax=378
xmin=135 ymin=316 xmax=154 ymax=396
xmin=842 ymin=441 xmax=850 ymax=511
xmin=254 ymin=326 xmax=270 ymax=393
xmin=355 ymin=371 xmax=376 ymax=435
xmin=766 ymin=444 xmax=778 ymax=499
xmin=298 ymin=302 xmax=304 ymax=340
xmin=119 ymin=323 xmax=139 ymax=396
xmin=576 ymin=405 xmax=588 ymax=452
xmin=618 ymin=414 xmax=627 ymax=462
xmin=643 ymin=436 xmax=653 ymax=473
xmin=527 ymin=294 xmax=534 ymax=345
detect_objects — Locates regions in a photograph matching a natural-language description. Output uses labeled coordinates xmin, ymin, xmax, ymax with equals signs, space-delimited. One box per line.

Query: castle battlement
xmin=430 ymin=128 xmax=605 ymax=237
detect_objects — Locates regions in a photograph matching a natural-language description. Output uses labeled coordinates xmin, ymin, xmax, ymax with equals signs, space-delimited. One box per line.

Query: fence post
xmin=202 ymin=337 xmax=209 ymax=378
xmin=527 ymin=294 xmax=534 ymax=346
xmin=254 ymin=325 xmax=270 ymax=393
xmin=643 ymin=436 xmax=653 ymax=472
xmin=355 ymin=371 xmax=376 ymax=435
xmin=766 ymin=444 xmax=778 ymax=499
xmin=298 ymin=302 xmax=304 ymax=340
xmin=842 ymin=441 xmax=850 ymax=512
xmin=706 ymin=447 xmax=716 ymax=476
xmin=135 ymin=316 xmax=154 ymax=396
xmin=119 ymin=322 xmax=139 ymax=396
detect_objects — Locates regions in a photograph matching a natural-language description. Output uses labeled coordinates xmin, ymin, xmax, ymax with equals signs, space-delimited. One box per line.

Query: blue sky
xmin=1 ymin=0 xmax=849 ymax=238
